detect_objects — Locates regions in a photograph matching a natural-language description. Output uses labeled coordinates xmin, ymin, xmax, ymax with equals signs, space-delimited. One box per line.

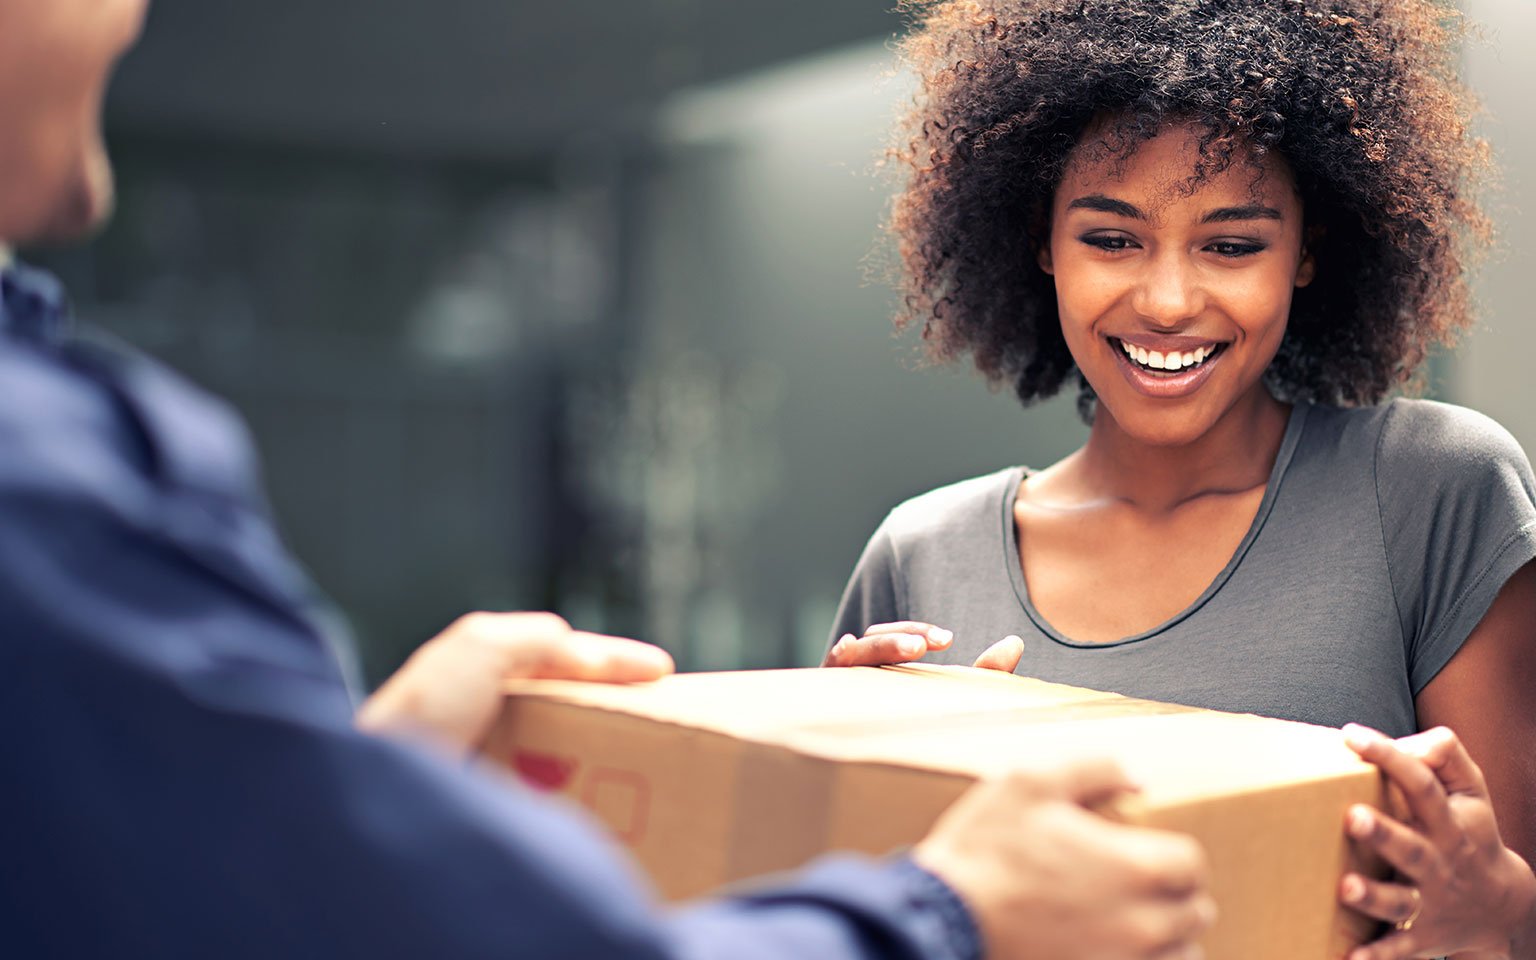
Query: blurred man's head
xmin=0 ymin=0 xmax=147 ymax=248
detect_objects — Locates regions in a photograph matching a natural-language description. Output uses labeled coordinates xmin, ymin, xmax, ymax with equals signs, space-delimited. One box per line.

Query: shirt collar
xmin=0 ymin=255 xmax=71 ymax=343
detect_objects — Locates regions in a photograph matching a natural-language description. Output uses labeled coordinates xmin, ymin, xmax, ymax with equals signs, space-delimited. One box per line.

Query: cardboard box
xmin=486 ymin=664 xmax=1385 ymax=959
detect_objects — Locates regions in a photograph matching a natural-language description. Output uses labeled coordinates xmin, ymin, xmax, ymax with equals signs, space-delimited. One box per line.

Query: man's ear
xmin=1295 ymin=224 xmax=1325 ymax=289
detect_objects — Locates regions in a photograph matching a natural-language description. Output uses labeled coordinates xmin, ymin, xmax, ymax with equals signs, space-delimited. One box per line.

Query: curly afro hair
xmin=889 ymin=0 xmax=1491 ymax=411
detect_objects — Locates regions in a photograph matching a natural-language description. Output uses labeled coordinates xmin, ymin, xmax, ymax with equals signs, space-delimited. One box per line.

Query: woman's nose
xmin=1130 ymin=254 xmax=1206 ymax=328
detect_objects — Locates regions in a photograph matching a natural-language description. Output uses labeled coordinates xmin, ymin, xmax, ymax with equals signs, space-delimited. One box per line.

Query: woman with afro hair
xmin=825 ymin=1 xmax=1536 ymax=957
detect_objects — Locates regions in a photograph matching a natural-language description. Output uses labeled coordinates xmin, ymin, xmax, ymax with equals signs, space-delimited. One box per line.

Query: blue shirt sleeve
xmin=669 ymin=856 xmax=981 ymax=960
xmin=0 ymin=325 xmax=980 ymax=960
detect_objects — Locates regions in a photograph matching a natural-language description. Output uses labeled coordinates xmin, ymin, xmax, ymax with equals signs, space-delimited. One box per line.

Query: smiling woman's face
xmin=1042 ymin=124 xmax=1316 ymax=446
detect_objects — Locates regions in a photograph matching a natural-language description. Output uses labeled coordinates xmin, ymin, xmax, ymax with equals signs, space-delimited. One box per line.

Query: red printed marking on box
xmin=512 ymin=750 xmax=579 ymax=792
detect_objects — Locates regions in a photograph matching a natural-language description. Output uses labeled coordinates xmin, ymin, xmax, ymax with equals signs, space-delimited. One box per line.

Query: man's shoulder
xmin=1 ymin=330 xmax=261 ymax=508
xmin=0 ymin=337 xmax=152 ymax=506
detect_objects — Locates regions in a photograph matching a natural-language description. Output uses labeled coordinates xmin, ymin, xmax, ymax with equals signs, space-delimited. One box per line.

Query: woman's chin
xmin=1096 ymin=395 xmax=1227 ymax=449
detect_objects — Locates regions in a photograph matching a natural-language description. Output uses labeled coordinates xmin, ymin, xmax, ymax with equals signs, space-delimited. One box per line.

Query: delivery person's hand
xmin=824 ymin=624 xmax=1028 ymax=672
xmin=914 ymin=758 xmax=1217 ymax=960
xmin=1338 ymin=724 xmax=1536 ymax=960
xmin=356 ymin=612 xmax=674 ymax=757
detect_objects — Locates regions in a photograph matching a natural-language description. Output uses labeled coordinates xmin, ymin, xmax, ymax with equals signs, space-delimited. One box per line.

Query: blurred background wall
xmin=24 ymin=1 xmax=1533 ymax=686
xmin=1455 ymin=0 xmax=1536 ymax=456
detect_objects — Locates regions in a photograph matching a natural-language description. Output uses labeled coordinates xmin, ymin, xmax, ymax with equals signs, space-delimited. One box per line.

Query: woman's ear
xmin=1036 ymin=240 xmax=1055 ymax=276
xmin=1295 ymin=250 xmax=1316 ymax=288
xmin=1029 ymin=205 xmax=1055 ymax=276
xmin=1295 ymin=224 xmax=1325 ymax=288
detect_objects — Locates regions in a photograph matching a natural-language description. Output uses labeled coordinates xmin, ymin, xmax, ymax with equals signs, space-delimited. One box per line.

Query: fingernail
xmin=928 ymin=627 xmax=953 ymax=646
xmin=900 ymin=637 xmax=924 ymax=658
xmin=1342 ymin=724 xmax=1376 ymax=750
xmin=1423 ymin=726 xmax=1456 ymax=753
xmin=1341 ymin=874 xmax=1363 ymax=901
xmin=1004 ymin=634 xmax=1022 ymax=645
xmin=1348 ymin=807 xmax=1372 ymax=837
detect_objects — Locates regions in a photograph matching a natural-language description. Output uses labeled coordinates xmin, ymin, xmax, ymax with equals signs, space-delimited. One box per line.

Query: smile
xmin=1114 ymin=338 xmax=1227 ymax=374
xmin=1108 ymin=336 xmax=1230 ymax=399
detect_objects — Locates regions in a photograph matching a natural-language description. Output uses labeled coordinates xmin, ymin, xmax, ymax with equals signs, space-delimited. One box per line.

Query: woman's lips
xmin=1109 ymin=336 xmax=1228 ymax=399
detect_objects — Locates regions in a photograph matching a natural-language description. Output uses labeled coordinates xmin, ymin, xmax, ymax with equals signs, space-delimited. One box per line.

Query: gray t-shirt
xmin=830 ymin=400 xmax=1536 ymax=737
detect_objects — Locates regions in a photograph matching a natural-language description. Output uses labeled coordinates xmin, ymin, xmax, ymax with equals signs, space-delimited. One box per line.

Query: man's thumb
xmin=1053 ymin=757 xmax=1140 ymax=807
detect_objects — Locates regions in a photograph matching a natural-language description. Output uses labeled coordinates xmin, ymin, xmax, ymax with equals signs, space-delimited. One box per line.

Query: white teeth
xmin=1119 ymin=340 xmax=1221 ymax=372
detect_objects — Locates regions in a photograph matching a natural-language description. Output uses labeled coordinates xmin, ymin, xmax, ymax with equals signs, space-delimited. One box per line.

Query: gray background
xmin=25 ymin=1 xmax=1531 ymax=684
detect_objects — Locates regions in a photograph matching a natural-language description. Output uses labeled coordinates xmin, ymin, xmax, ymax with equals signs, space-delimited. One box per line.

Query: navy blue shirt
xmin=0 ymin=262 xmax=980 ymax=960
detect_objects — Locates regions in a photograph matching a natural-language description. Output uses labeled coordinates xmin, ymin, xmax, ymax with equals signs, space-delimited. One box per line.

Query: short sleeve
xmin=1374 ymin=400 xmax=1536 ymax=694
xmin=828 ymin=521 xmax=907 ymax=654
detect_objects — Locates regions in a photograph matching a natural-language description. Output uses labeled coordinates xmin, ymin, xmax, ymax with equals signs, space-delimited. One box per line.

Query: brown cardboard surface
xmin=485 ymin=664 xmax=1385 ymax=959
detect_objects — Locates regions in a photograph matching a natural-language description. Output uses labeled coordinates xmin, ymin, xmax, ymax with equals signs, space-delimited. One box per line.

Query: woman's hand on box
xmin=824 ymin=622 xmax=1029 ymax=672
xmin=914 ymin=758 xmax=1217 ymax=960
xmin=1339 ymin=723 xmax=1536 ymax=960
xmin=356 ymin=612 xmax=674 ymax=757
xmin=824 ymin=621 xmax=957 ymax=666
xmin=972 ymin=634 xmax=1026 ymax=672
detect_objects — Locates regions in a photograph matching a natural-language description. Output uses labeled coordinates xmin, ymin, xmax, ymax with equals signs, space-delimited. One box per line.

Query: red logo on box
xmin=512 ymin=750 xmax=579 ymax=792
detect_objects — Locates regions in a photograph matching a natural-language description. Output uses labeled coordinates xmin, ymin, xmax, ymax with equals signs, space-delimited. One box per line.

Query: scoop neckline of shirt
xmin=999 ymin=401 xmax=1312 ymax=650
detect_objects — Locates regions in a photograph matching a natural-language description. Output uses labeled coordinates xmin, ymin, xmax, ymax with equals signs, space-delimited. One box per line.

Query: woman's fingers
xmin=972 ymin=635 xmax=1024 ymax=672
xmin=1344 ymin=805 xmax=1439 ymax=883
xmin=1339 ymin=873 xmax=1423 ymax=926
xmin=1398 ymin=726 xmax=1490 ymax=798
xmin=862 ymin=622 xmax=955 ymax=647
xmin=1345 ymin=930 xmax=1419 ymax=960
xmin=1343 ymin=724 xmax=1459 ymax=845
xmin=823 ymin=623 xmax=955 ymax=667
xmin=825 ymin=625 xmax=1029 ymax=672
xmin=825 ymin=631 xmax=928 ymax=666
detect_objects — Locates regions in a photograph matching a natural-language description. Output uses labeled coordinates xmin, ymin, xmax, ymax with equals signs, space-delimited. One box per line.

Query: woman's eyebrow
xmin=1201 ymin=204 xmax=1283 ymax=223
xmin=1065 ymin=196 xmax=1284 ymax=224
xmin=1066 ymin=194 xmax=1144 ymax=219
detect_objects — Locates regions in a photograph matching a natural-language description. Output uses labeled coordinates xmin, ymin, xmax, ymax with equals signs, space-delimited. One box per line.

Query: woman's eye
xmin=1207 ymin=241 xmax=1266 ymax=258
xmin=1080 ymin=234 xmax=1135 ymax=252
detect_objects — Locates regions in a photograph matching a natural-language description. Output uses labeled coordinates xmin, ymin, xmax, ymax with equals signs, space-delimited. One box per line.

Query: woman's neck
xmin=1077 ymin=387 xmax=1292 ymax=514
